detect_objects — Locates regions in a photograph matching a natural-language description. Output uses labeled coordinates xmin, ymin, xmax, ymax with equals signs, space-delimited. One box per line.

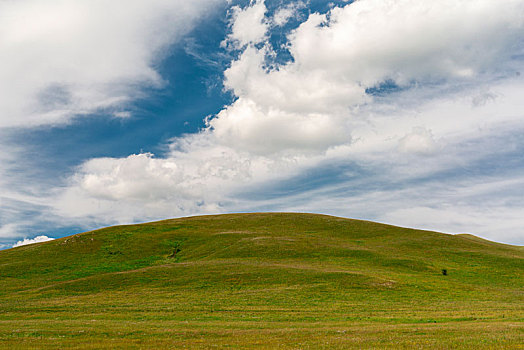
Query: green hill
xmin=0 ymin=213 xmax=522 ymax=349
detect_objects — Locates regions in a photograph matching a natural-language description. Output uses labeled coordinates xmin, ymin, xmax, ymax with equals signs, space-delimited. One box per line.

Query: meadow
xmin=0 ymin=213 xmax=522 ymax=348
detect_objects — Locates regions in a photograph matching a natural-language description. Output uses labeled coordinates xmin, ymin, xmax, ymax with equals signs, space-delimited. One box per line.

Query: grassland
xmin=0 ymin=213 xmax=522 ymax=349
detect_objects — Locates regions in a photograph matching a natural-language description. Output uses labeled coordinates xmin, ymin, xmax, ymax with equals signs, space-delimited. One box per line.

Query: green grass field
xmin=0 ymin=213 xmax=522 ymax=349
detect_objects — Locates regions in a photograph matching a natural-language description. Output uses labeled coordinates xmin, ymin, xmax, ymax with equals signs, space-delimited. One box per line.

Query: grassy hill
xmin=0 ymin=213 xmax=522 ymax=349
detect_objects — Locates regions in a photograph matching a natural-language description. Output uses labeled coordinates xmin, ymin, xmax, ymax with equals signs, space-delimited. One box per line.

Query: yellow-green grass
xmin=0 ymin=213 xmax=522 ymax=349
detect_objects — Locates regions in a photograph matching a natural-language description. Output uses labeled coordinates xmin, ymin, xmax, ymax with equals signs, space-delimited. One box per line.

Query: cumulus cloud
xmin=0 ymin=0 xmax=221 ymax=128
xmin=287 ymin=0 xmax=522 ymax=85
xmin=272 ymin=1 xmax=305 ymax=27
xmin=13 ymin=236 xmax=54 ymax=248
xmin=224 ymin=0 xmax=268 ymax=48
xmin=53 ymin=137 xmax=314 ymax=224
xmin=214 ymin=0 xmax=524 ymax=154
xmin=210 ymin=97 xmax=350 ymax=154
xmin=398 ymin=127 xmax=437 ymax=154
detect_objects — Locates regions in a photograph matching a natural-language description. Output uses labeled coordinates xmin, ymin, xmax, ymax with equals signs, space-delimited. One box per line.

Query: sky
xmin=1 ymin=0 xmax=524 ymax=249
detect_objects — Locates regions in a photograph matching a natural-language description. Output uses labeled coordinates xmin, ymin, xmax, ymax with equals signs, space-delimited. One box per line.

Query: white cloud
xmin=0 ymin=0 xmax=221 ymax=128
xmin=210 ymin=97 xmax=350 ymax=154
xmin=397 ymin=127 xmax=437 ymax=154
xmin=224 ymin=0 xmax=268 ymax=48
xmin=272 ymin=1 xmax=305 ymax=27
xmin=215 ymin=0 xmax=524 ymax=154
xmin=288 ymin=0 xmax=523 ymax=84
xmin=52 ymin=138 xmax=310 ymax=224
xmin=277 ymin=0 xmax=520 ymax=104
xmin=13 ymin=235 xmax=54 ymax=248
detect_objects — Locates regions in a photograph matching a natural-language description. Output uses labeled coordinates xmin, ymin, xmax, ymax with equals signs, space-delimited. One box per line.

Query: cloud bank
xmin=1 ymin=0 xmax=524 ymax=245
xmin=0 ymin=0 xmax=223 ymax=246
xmin=0 ymin=0 xmax=221 ymax=128
xmin=51 ymin=0 xmax=524 ymax=243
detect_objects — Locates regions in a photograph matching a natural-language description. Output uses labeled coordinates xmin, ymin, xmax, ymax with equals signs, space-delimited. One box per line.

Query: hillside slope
xmin=0 ymin=213 xmax=522 ymax=349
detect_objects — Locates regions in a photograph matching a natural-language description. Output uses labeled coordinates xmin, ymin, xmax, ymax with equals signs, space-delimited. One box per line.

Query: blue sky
xmin=1 ymin=0 xmax=524 ymax=248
